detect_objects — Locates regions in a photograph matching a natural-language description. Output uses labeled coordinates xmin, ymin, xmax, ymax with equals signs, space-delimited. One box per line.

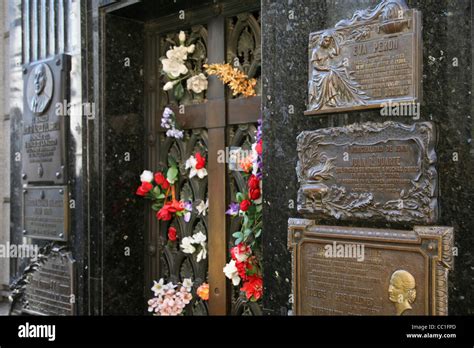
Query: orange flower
xmin=196 ymin=283 xmax=209 ymax=301
xmin=204 ymin=63 xmax=257 ymax=97
xmin=239 ymin=154 xmax=254 ymax=173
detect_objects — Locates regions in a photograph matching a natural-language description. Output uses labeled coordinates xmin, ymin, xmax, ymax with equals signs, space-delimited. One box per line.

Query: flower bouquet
xmin=224 ymin=120 xmax=263 ymax=301
xmin=135 ymin=161 xmax=185 ymax=221
xmin=161 ymin=30 xmax=208 ymax=103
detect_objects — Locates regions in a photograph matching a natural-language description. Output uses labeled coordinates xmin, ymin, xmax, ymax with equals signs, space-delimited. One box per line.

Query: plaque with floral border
xmin=296 ymin=121 xmax=438 ymax=223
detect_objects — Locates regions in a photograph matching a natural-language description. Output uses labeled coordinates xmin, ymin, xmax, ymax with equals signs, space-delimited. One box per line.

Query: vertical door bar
xmin=206 ymin=15 xmax=228 ymax=315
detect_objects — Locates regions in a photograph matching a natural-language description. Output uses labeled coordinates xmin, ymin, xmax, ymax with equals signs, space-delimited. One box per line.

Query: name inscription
xmin=23 ymin=186 xmax=69 ymax=241
xmin=301 ymin=242 xmax=423 ymax=315
xmin=297 ymin=122 xmax=437 ymax=223
xmin=23 ymin=252 xmax=75 ymax=316
xmin=288 ymin=221 xmax=454 ymax=316
xmin=306 ymin=0 xmax=421 ymax=115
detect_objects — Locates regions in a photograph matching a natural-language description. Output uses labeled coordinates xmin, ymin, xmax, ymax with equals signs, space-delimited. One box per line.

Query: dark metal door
xmin=144 ymin=1 xmax=261 ymax=315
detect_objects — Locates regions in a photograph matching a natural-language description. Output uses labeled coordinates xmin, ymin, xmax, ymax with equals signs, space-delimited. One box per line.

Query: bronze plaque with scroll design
xmin=296 ymin=121 xmax=437 ymax=223
xmin=22 ymin=54 xmax=70 ymax=184
xmin=288 ymin=219 xmax=453 ymax=315
xmin=305 ymin=0 xmax=422 ymax=115
xmin=23 ymin=186 xmax=69 ymax=241
xmin=23 ymin=249 xmax=76 ymax=316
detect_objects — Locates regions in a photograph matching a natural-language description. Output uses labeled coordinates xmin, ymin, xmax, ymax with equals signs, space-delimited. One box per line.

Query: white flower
xmin=179 ymin=31 xmax=186 ymax=43
xmin=196 ymin=242 xmax=207 ymax=263
xmin=151 ymin=278 xmax=165 ymax=296
xmin=162 ymin=282 xmax=177 ymax=292
xmin=185 ymin=155 xmax=208 ymax=179
xmin=196 ymin=199 xmax=208 ymax=216
xmin=186 ymin=73 xmax=208 ymax=94
xmin=192 ymin=231 xmax=207 ymax=244
xmin=180 ymin=237 xmax=196 ymax=254
xmin=163 ymin=81 xmax=176 ymax=91
xmin=223 ymin=260 xmax=241 ymax=286
xmin=162 ymin=58 xmax=188 ymax=78
xmin=166 ymin=46 xmax=189 ymax=62
xmin=187 ymin=44 xmax=195 ymax=53
xmin=251 ymin=143 xmax=259 ymax=176
xmin=182 ymin=278 xmax=193 ymax=292
xmin=140 ymin=170 xmax=154 ymax=183
xmin=166 ymin=129 xmax=184 ymax=139
xmin=185 ymin=156 xmax=196 ymax=169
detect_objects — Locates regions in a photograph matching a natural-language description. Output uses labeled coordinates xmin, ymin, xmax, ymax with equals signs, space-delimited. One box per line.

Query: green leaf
xmin=174 ymin=83 xmax=184 ymax=101
xmin=248 ymin=204 xmax=256 ymax=216
xmin=168 ymin=157 xmax=178 ymax=168
xmin=236 ymin=192 xmax=244 ymax=203
xmin=234 ymin=238 xmax=242 ymax=245
xmin=152 ymin=203 xmax=162 ymax=211
xmin=152 ymin=186 xmax=161 ymax=196
xmin=232 ymin=232 xmax=243 ymax=239
xmin=256 ymin=204 xmax=263 ymax=213
xmin=255 ymin=229 xmax=262 ymax=238
xmin=156 ymin=193 xmax=165 ymax=200
xmin=243 ymin=229 xmax=252 ymax=238
xmin=167 ymin=166 xmax=179 ymax=184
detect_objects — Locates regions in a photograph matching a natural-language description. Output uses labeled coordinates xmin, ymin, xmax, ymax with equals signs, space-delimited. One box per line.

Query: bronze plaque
xmin=23 ymin=249 xmax=76 ymax=316
xmin=22 ymin=54 xmax=70 ymax=184
xmin=288 ymin=219 xmax=453 ymax=315
xmin=296 ymin=121 xmax=437 ymax=223
xmin=23 ymin=186 xmax=69 ymax=241
xmin=305 ymin=0 xmax=422 ymax=115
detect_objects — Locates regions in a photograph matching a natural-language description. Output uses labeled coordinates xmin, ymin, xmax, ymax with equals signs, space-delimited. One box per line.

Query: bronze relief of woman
xmin=308 ymin=30 xmax=368 ymax=111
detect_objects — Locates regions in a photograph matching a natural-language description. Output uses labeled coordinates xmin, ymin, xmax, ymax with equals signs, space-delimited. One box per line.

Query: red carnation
xmin=240 ymin=275 xmax=263 ymax=301
xmin=248 ymin=175 xmax=260 ymax=190
xmin=256 ymin=139 xmax=262 ymax=156
xmin=154 ymin=172 xmax=166 ymax=185
xmin=249 ymin=188 xmax=261 ymax=200
xmin=231 ymin=243 xmax=251 ymax=262
xmin=154 ymin=172 xmax=170 ymax=190
xmin=168 ymin=226 xmax=177 ymax=241
xmin=168 ymin=199 xmax=185 ymax=213
xmin=161 ymin=179 xmax=170 ymax=190
xmin=235 ymin=261 xmax=249 ymax=281
xmin=240 ymin=199 xmax=251 ymax=212
xmin=156 ymin=205 xmax=172 ymax=221
xmin=136 ymin=182 xmax=153 ymax=196
xmin=195 ymin=153 xmax=206 ymax=170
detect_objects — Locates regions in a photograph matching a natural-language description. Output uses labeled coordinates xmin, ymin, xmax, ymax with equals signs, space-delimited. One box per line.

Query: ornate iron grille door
xmin=144 ymin=1 xmax=261 ymax=315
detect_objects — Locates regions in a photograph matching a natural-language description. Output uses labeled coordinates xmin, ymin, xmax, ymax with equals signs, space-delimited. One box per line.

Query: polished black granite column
xmin=99 ymin=14 xmax=145 ymax=315
xmin=262 ymin=0 xmax=473 ymax=315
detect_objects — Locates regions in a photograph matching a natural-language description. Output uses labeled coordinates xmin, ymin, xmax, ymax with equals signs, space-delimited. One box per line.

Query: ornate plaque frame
xmin=288 ymin=219 xmax=453 ymax=315
xmin=296 ymin=121 xmax=438 ymax=223
xmin=305 ymin=0 xmax=422 ymax=115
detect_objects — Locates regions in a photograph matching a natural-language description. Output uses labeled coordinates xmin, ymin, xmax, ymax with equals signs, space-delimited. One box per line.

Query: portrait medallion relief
xmin=26 ymin=63 xmax=54 ymax=115
xmin=21 ymin=54 xmax=70 ymax=184
xmin=388 ymin=270 xmax=416 ymax=315
xmin=288 ymin=220 xmax=453 ymax=316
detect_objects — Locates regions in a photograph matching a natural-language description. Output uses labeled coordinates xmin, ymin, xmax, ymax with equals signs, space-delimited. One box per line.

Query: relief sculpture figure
xmin=29 ymin=63 xmax=53 ymax=115
xmin=388 ymin=270 xmax=416 ymax=315
xmin=308 ymin=31 xmax=368 ymax=111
